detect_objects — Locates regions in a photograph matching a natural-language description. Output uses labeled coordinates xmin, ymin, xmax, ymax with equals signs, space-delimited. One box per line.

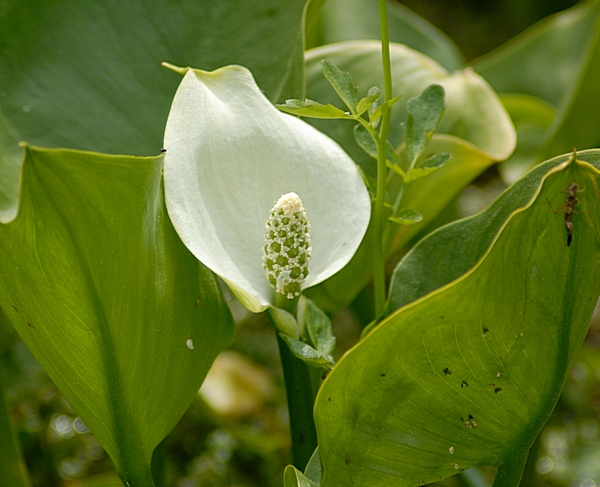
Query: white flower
xmin=163 ymin=65 xmax=370 ymax=312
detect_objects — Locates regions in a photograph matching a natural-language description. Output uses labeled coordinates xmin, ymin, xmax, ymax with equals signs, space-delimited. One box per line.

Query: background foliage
xmin=2 ymin=0 xmax=600 ymax=486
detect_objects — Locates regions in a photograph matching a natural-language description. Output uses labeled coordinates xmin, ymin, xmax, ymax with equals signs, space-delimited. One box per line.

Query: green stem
xmin=267 ymin=298 xmax=318 ymax=471
xmin=276 ymin=334 xmax=319 ymax=470
xmin=373 ymin=0 xmax=394 ymax=318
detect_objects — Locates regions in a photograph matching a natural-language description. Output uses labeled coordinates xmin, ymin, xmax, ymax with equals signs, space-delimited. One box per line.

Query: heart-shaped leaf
xmin=315 ymin=150 xmax=600 ymax=486
xmin=0 ymin=0 xmax=309 ymax=223
xmin=0 ymin=146 xmax=235 ymax=485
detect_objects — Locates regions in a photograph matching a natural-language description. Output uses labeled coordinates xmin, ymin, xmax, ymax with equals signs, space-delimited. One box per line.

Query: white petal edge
xmin=164 ymin=65 xmax=371 ymax=312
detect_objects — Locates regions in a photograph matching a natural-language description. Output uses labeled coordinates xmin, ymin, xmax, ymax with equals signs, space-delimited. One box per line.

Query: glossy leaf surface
xmin=315 ymin=151 xmax=600 ymax=486
xmin=0 ymin=146 xmax=235 ymax=485
xmin=0 ymin=0 xmax=308 ymax=223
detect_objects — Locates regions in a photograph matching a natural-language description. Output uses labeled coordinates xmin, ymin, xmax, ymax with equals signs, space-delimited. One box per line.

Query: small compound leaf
xmin=277 ymin=99 xmax=350 ymax=119
xmin=404 ymin=84 xmax=445 ymax=166
xmin=389 ymin=208 xmax=423 ymax=226
xmin=321 ymin=60 xmax=359 ymax=115
xmin=279 ymin=334 xmax=334 ymax=369
xmin=406 ymin=151 xmax=452 ymax=182
xmin=297 ymin=297 xmax=336 ymax=359
xmin=356 ymin=86 xmax=381 ymax=117
xmin=353 ymin=124 xmax=402 ymax=167
xmin=369 ymin=94 xmax=403 ymax=123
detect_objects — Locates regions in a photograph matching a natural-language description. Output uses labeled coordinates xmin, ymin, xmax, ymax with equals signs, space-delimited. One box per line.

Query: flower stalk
xmin=373 ymin=0 xmax=394 ymax=318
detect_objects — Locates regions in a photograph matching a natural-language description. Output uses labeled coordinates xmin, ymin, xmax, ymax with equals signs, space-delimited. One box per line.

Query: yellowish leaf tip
xmin=161 ymin=62 xmax=189 ymax=75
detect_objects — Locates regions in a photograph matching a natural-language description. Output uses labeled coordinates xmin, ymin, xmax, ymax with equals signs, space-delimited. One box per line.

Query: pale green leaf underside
xmin=0 ymin=146 xmax=235 ymax=483
xmin=472 ymin=0 xmax=600 ymax=163
xmin=315 ymin=152 xmax=600 ymax=486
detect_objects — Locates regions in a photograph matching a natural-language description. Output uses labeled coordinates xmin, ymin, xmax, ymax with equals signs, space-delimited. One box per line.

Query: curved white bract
xmin=164 ymin=65 xmax=371 ymax=312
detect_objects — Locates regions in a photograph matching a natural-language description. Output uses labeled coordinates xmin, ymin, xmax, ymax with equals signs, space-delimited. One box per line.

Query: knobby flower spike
xmin=263 ymin=192 xmax=311 ymax=300
xmin=163 ymin=65 xmax=370 ymax=312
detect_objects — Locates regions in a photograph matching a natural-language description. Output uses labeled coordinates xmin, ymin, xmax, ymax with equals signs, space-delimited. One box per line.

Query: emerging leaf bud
xmin=263 ymin=192 xmax=311 ymax=299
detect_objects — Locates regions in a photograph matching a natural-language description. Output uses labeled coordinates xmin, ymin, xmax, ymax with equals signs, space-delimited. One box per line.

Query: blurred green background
xmin=3 ymin=1 xmax=600 ymax=486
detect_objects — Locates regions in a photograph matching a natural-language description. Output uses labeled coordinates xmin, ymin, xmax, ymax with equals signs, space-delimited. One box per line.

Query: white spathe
xmin=164 ymin=65 xmax=371 ymax=313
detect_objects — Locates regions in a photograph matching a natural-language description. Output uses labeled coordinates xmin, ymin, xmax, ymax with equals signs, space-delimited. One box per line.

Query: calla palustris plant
xmin=163 ymin=64 xmax=371 ymax=313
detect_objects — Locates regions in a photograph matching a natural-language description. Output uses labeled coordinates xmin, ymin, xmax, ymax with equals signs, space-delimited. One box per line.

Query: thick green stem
xmin=267 ymin=298 xmax=318 ymax=470
xmin=276 ymin=334 xmax=319 ymax=470
xmin=373 ymin=0 xmax=394 ymax=318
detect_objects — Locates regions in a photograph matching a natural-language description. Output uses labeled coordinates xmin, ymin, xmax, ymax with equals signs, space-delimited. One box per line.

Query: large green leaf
xmin=0 ymin=0 xmax=308 ymax=223
xmin=472 ymin=0 xmax=600 ymax=179
xmin=315 ymin=150 xmax=600 ymax=486
xmin=316 ymin=0 xmax=464 ymax=71
xmin=304 ymin=41 xmax=515 ymax=312
xmin=0 ymin=146 xmax=235 ymax=485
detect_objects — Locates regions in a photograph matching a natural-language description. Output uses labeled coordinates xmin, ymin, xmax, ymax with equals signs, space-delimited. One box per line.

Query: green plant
xmin=1 ymin=1 xmax=600 ymax=486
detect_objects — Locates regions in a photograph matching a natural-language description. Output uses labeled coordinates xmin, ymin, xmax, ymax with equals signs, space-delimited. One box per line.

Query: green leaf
xmin=284 ymin=466 xmax=318 ymax=487
xmin=279 ymin=334 xmax=334 ymax=369
xmin=315 ymin=151 xmax=600 ymax=486
xmin=496 ymin=94 xmax=556 ymax=184
xmin=0 ymin=377 xmax=30 ymax=487
xmin=0 ymin=0 xmax=309 ymax=223
xmin=283 ymin=448 xmax=322 ymax=487
xmin=353 ymin=124 xmax=402 ymax=169
xmin=317 ymin=0 xmax=465 ymax=71
xmin=472 ymin=0 xmax=600 ymax=163
xmin=297 ymin=297 xmax=336 ymax=360
xmin=321 ymin=60 xmax=359 ymax=115
xmin=385 ymin=152 xmax=569 ymax=315
xmin=304 ymin=43 xmax=514 ymax=315
xmin=406 ymin=151 xmax=452 ymax=182
xmin=0 ymin=146 xmax=235 ymax=485
xmin=268 ymin=306 xmax=299 ymax=339
xmin=404 ymin=84 xmax=446 ymax=166
xmin=389 ymin=208 xmax=423 ymax=226
xmin=276 ymin=99 xmax=350 ymax=119
xmin=368 ymin=94 xmax=403 ymax=124
xmin=306 ymin=136 xmax=510 ymax=314
xmin=356 ymin=87 xmax=381 ymax=117
xmin=304 ymin=448 xmax=322 ymax=484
